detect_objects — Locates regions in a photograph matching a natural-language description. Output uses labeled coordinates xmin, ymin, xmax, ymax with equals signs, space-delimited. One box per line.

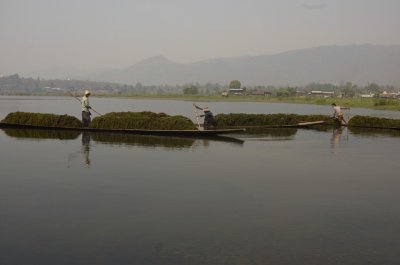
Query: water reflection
xmin=1 ymin=128 xmax=244 ymax=149
xmin=81 ymin=132 xmax=91 ymax=166
xmin=1 ymin=128 xmax=80 ymax=140
xmin=92 ymin=132 xmax=244 ymax=148
xmin=2 ymin=122 xmax=400 ymax=264
xmin=303 ymin=124 xmax=331 ymax=132
xmin=91 ymin=132 xmax=195 ymax=149
xmin=330 ymin=126 xmax=348 ymax=153
xmin=1 ymin=128 xmax=244 ymax=167
xmin=67 ymin=132 xmax=91 ymax=168
xmin=349 ymin=127 xmax=400 ymax=137
xmin=241 ymin=128 xmax=297 ymax=141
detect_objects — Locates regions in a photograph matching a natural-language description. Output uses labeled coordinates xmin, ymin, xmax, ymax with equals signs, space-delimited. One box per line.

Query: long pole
xmin=192 ymin=103 xmax=201 ymax=130
xmin=67 ymin=90 xmax=102 ymax=116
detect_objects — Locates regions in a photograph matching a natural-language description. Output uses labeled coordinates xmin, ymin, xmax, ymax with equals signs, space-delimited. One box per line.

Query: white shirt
xmin=81 ymin=95 xmax=90 ymax=112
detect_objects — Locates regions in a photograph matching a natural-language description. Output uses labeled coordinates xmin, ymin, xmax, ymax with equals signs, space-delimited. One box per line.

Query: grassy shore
xmin=95 ymin=93 xmax=400 ymax=111
xmin=3 ymin=93 xmax=400 ymax=111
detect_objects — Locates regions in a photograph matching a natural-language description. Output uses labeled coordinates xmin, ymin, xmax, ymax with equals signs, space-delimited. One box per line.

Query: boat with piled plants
xmin=2 ymin=112 xmax=400 ymax=134
xmin=215 ymin=113 xmax=400 ymax=130
xmin=214 ymin=113 xmax=331 ymax=128
xmin=347 ymin=115 xmax=400 ymax=130
xmin=0 ymin=111 xmax=245 ymax=136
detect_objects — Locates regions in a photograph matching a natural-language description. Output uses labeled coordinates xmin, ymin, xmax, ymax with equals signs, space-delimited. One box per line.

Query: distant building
xmin=360 ymin=93 xmax=375 ymax=98
xmin=250 ymin=90 xmax=272 ymax=96
xmin=309 ymin=91 xmax=335 ymax=97
xmin=229 ymin=88 xmax=246 ymax=95
xmin=379 ymin=91 xmax=400 ymax=98
xmin=296 ymin=90 xmax=306 ymax=96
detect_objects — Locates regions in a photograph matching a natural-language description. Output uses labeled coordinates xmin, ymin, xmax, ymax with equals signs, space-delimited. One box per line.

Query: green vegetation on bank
xmin=89 ymin=111 xmax=197 ymax=130
xmin=1 ymin=112 xmax=82 ymax=127
xmin=269 ymin=96 xmax=400 ymax=110
xmin=93 ymin=94 xmax=400 ymax=111
xmin=1 ymin=74 xmax=400 ymax=111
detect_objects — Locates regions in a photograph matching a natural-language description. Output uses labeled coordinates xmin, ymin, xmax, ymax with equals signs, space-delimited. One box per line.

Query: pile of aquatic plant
xmin=3 ymin=128 xmax=81 ymax=140
xmin=1 ymin=112 xmax=82 ymax=127
xmin=348 ymin=115 xmax=400 ymax=129
xmin=215 ymin=113 xmax=335 ymax=127
xmin=89 ymin=111 xmax=197 ymax=130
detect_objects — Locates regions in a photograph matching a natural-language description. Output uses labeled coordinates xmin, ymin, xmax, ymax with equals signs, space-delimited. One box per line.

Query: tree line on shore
xmin=0 ymin=74 xmax=397 ymax=98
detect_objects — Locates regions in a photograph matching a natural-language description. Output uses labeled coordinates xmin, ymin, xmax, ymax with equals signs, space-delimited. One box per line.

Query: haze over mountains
xmin=40 ymin=45 xmax=400 ymax=86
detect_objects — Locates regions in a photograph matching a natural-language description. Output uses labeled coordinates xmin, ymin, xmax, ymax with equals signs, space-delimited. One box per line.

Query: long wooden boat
xmin=294 ymin=121 xmax=327 ymax=127
xmin=220 ymin=120 xmax=327 ymax=129
xmin=0 ymin=122 xmax=245 ymax=136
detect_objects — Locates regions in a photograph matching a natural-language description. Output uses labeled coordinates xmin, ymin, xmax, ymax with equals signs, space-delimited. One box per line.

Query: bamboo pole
xmin=68 ymin=90 xmax=102 ymax=116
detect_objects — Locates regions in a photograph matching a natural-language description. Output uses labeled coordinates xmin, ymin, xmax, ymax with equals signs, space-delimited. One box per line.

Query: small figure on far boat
xmin=81 ymin=90 xmax=92 ymax=127
xmin=194 ymin=104 xmax=217 ymax=130
xmin=331 ymin=103 xmax=347 ymax=125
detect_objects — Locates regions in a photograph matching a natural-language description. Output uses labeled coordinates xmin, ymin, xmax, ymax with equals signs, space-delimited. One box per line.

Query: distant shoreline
xmin=1 ymin=93 xmax=400 ymax=111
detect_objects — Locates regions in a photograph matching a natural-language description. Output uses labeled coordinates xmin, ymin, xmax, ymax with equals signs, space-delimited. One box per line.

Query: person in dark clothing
xmin=194 ymin=104 xmax=217 ymax=130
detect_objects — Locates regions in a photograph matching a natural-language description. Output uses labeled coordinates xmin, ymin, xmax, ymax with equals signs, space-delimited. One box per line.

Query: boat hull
xmin=0 ymin=122 xmax=245 ymax=136
xmin=220 ymin=120 xmax=327 ymax=129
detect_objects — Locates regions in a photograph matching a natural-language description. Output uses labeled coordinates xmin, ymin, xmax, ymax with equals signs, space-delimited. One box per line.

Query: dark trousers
xmin=82 ymin=111 xmax=91 ymax=127
xmin=204 ymin=117 xmax=217 ymax=130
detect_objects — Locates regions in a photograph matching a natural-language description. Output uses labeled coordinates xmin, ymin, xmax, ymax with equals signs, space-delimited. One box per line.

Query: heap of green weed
xmin=2 ymin=112 xmax=82 ymax=127
xmin=348 ymin=115 xmax=400 ymax=129
xmin=215 ymin=113 xmax=335 ymax=127
xmin=89 ymin=111 xmax=197 ymax=130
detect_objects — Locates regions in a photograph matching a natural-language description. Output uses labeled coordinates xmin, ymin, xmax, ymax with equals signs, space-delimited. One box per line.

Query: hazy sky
xmin=1 ymin=0 xmax=400 ymax=76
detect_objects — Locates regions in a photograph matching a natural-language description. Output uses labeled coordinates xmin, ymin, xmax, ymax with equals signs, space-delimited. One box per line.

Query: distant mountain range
xmin=59 ymin=45 xmax=400 ymax=86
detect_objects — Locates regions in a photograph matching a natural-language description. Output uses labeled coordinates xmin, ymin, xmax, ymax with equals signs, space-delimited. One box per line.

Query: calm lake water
xmin=1 ymin=96 xmax=400 ymax=265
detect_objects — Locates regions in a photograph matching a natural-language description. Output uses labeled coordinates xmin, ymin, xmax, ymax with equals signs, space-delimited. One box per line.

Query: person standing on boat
xmin=331 ymin=103 xmax=347 ymax=125
xmin=81 ymin=90 xmax=92 ymax=127
xmin=194 ymin=104 xmax=217 ymax=129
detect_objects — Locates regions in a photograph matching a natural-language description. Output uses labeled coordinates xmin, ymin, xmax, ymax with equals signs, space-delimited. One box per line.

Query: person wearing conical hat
xmin=81 ymin=90 xmax=92 ymax=127
xmin=194 ymin=104 xmax=217 ymax=130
